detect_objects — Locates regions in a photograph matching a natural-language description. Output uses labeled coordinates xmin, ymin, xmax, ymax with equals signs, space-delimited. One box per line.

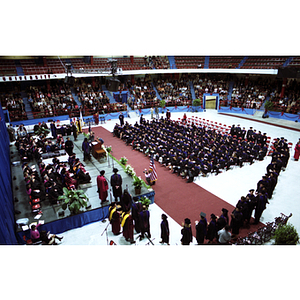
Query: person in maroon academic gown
xmin=109 ymin=202 xmax=121 ymax=235
xmin=121 ymin=209 xmax=134 ymax=243
xmin=294 ymin=139 xmax=300 ymax=161
xmin=97 ymin=170 xmax=108 ymax=203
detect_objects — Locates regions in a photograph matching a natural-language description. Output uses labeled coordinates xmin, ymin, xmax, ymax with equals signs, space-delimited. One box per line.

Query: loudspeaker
xmin=107 ymin=78 xmax=120 ymax=92
xmin=64 ymin=76 xmax=75 ymax=85
xmin=277 ymin=67 xmax=300 ymax=79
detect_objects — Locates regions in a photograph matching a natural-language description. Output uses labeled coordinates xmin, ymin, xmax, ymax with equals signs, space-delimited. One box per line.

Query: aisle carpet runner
xmin=89 ymin=126 xmax=264 ymax=243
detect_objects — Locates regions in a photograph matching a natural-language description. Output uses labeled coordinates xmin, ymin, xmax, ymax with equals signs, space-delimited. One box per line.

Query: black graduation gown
xmin=206 ymin=220 xmax=217 ymax=242
xmin=181 ymin=226 xmax=192 ymax=245
xmin=160 ymin=219 xmax=170 ymax=244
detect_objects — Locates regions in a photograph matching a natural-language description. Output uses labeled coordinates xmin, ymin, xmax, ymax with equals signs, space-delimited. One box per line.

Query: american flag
xmin=149 ymin=155 xmax=158 ymax=182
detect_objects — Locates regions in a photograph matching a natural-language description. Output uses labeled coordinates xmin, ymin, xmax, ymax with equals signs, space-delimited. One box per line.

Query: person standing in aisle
xmin=160 ymin=214 xmax=170 ymax=245
xmin=294 ymin=139 xmax=300 ymax=161
xmin=181 ymin=218 xmax=193 ymax=245
xmin=195 ymin=212 xmax=207 ymax=245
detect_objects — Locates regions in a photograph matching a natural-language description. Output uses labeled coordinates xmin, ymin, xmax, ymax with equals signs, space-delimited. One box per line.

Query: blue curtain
xmin=0 ymin=104 xmax=18 ymax=244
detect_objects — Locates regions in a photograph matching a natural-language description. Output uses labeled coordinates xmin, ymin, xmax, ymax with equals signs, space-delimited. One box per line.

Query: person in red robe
xmin=294 ymin=139 xmax=300 ymax=161
xmin=108 ymin=202 xmax=121 ymax=235
xmin=121 ymin=209 xmax=134 ymax=244
xmin=97 ymin=170 xmax=108 ymax=203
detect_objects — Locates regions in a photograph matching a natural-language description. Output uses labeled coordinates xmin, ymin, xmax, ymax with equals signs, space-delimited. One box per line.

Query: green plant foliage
xmin=192 ymin=98 xmax=202 ymax=106
xmin=58 ymin=188 xmax=88 ymax=215
xmin=160 ymin=99 xmax=166 ymax=108
xmin=139 ymin=196 xmax=151 ymax=207
xmin=120 ymin=156 xmax=128 ymax=166
xmin=274 ymin=224 xmax=299 ymax=245
xmin=264 ymin=100 xmax=274 ymax=111
xmin=133 ymin=175 xmax=143 ymax=188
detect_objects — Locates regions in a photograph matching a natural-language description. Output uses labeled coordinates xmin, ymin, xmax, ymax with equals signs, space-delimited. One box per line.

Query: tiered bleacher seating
xmin=208 ymin=56 xmax=244 ymax=69
xmin=241 ymin=56 xmax=288 ymax=69
xmin=0 ymin=59 xmax=17 ymax=76
xmin=20 ymin=59 xmax=49 ymax=75
xmin=174 ymin=56 xmax=205 ymax=69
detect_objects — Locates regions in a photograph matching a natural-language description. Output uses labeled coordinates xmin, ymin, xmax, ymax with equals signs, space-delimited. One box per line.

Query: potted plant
xmin=263 ymin=100 xmax=274 ymax=118
xmin=192 ymin=98 xmax=202 ymax=112
xmin=133 ymin=175 xmax=143 ymax=194
xmin=120 ymin=156 xmax=128 ymax=166
xmin=160 ymin=99 xmax=166 ymax=114
xmin=125 ymin=164 xmax=135 ymax=177
xmin=58 ymin=187 xmax=89 ymax=215
xmin=138 ymin=196 xmax=151 ymax=209
xmin=273 ymin=223 xmax=299 ymax=245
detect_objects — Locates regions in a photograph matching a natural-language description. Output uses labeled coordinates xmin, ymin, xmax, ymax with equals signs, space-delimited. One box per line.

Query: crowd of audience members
xmin=113 ymin=116 xmax=270 ymax=182
xmin=143 ymin=56 xmax=169 ymax=70
xmin=228 ymin=77 xmax=276 ymax=109
xmin=26 ymin=83 xmax=77 ymax=118
xmin=1 ymin=93 xmax=27 ymax=121
xmin=2 ymin=74 xmax=300 ymax=122
xmin=15 ymin=122 xmax=91 ymax=208
xmin=113 ymin=114 xmax=290 ymax=244
xmin=267 ymin=79 xmax=300 ymax=114
xmin=192 ymin=74 xmax=229 ymax=104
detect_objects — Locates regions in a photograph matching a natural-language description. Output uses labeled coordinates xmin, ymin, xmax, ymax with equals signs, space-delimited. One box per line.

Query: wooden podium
xmin=92 ymin=140 xmax=106 ymax=159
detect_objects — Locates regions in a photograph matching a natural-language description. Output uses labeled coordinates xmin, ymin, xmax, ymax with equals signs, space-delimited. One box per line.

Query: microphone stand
xmin=101 ymin=220 xmax=110 ymax=245
xmin=145 ymin=233 xmax=155 ymax=245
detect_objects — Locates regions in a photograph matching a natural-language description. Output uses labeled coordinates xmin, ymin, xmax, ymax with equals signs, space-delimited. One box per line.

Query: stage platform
xmin=12 ymin=132 xmax=155 ymax=244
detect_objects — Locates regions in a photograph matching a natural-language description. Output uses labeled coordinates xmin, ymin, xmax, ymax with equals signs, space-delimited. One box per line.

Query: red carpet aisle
xmin=90 ymin=127 xmax=264 ymax=241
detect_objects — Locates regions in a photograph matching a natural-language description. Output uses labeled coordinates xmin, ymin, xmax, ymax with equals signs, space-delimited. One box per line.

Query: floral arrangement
xmin=120 ymin=156 xmax=128 ymax=166
xmin=105 ymin=146 xmax=112 ymax=153
xmin=125 ymin=164 xmax=135 ymax=177
xmin=83 ymin=132 xmax=90 ymax=139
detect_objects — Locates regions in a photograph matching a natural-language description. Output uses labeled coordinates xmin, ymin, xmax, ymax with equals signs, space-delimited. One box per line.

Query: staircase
xmin=21 ymin=92 xmax=34 ymax=119
xmin=237 ymin=56 xmax=248 ymax=69
xmin=204 ymin=56 xmax=209 ymax=69
xmin=102 ymin=85 xmax=116 ymax=103
xmin=227 ymin=81 xmax=234 ymax=101
xmin=15 ymin=60 xmax=24 ymax=76
xmin=168 ymin=56 xmax=176 ymax=69
xmin=189 ymin=81 xmax=196 ymax=100
xmin=282 ymin=57 xmax=293 ymax=67
xmin=71 ymin=88 xmax=82 ymax=107
xmin=151 ymin=82 xmax=162 ymax=101
xmin=260 ymin=95 xmax=270 ymax=111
